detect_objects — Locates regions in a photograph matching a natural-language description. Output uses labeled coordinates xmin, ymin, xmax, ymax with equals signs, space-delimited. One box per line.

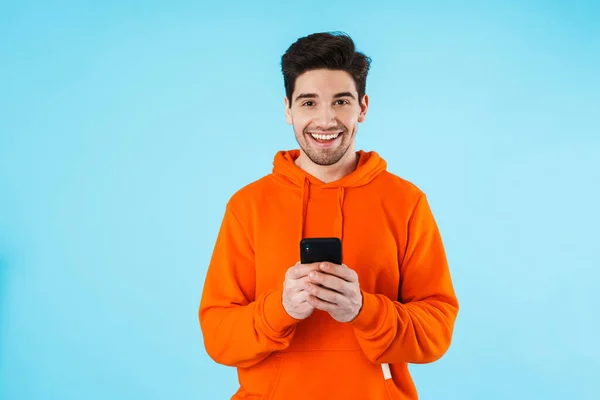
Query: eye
xmin=302 ymin=101 xmax=315 ymax=107
xmin=335 ymin=99 xmax=349 ymax=105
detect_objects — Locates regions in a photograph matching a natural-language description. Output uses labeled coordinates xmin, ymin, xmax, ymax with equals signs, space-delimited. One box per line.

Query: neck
xmin=295 ymin=146 xmax=358 ymax=184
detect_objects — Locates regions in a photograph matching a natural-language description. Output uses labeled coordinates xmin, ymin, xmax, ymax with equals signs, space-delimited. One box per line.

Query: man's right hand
xmin=282 ymin=262 xmax=319 ymax=320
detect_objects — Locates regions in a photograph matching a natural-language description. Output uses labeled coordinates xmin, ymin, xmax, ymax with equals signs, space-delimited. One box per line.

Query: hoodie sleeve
xmin=199 ymin=202 xmax=300 ymax=368
xmin=350 ymin=193 xmax=459 ymax=364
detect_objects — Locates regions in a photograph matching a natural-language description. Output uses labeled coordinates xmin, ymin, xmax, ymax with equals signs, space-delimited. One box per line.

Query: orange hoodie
xmin=199 ymin=149 xmax=459 ymax=400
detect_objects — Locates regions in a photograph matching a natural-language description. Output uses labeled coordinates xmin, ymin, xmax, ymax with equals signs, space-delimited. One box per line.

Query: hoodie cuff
xmin=262 ymin=289 xmax=301 ymax=335
xmin=349 ymin=290 xmax=382 ymax=332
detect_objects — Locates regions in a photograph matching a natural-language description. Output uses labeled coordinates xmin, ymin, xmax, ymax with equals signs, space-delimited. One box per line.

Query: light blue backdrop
xmin=1 ymin=1 xmax=599 ymax=399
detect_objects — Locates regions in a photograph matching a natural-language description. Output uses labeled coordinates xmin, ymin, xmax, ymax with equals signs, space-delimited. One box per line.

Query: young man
xmin=199 ymin=32 xmax=459 ymax=399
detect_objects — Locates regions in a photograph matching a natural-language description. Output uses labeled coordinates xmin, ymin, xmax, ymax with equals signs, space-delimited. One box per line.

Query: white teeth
xmin=310 ymin=132 xmax=340 ymax=140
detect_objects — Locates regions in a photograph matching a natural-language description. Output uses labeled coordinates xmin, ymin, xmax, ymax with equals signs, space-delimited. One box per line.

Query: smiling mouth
xmin=308 ymin=131 xmax=342 ymax=142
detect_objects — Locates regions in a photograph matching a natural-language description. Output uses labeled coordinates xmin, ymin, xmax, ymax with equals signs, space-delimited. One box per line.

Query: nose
xmin=315 ymin=104 xmax=337 ymax=129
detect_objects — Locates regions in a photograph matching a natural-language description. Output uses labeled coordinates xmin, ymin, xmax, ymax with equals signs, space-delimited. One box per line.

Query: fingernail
xmin=320 ymin=263 xmax=328 ymax=270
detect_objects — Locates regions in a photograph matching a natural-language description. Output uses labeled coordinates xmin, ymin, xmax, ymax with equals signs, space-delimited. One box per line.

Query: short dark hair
xmin=281 ymin=31 xmax=372 ymax=107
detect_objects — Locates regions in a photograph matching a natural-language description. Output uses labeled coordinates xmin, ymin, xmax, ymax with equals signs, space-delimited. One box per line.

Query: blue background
xmin=1 ymin=1 xmax=599 ymax=399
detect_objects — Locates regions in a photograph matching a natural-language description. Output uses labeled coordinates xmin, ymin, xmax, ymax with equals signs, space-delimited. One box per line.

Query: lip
xmin=306 ymin=131 xmax=343 ymax=148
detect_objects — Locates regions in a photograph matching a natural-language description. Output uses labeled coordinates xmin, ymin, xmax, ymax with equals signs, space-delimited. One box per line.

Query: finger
xmin=293 ymin=289 xmax=312 ymax=304
xmin=285 ymin=262 xmax=300 ymax=279
xmin=305 ymin=281 xmax=347 ymax=306
xmin=307 ymin=294 xmax=337 ymax=312
xmin=307 ymin=270 xmax=348 ymax=294
xmin=318 ymin=262 xmax=358 ymax=282
xmin=288 ymin=262 xmax=321 ymax=279
xmin=285 ymin=276 xmax=310 ymax=293
xmin=286 ymin=290 xmax=312 ymax=308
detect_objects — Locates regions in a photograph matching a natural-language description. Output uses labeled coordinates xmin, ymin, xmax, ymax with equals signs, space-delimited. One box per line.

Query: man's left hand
xmin=304 ymin=262 xmax=363 ymax=323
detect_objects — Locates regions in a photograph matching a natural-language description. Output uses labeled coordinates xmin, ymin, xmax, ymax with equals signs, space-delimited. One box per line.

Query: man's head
xmin=281 ymin=32 xmax=371 ymax=166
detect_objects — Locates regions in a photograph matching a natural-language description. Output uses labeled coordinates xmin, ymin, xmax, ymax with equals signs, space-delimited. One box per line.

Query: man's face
xmin=285 ymin=69 xmax=368 ymax=166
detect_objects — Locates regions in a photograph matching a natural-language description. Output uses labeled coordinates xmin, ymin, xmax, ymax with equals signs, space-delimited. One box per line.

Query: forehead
xmin=293 ymin=69 xmax=357 ymax=97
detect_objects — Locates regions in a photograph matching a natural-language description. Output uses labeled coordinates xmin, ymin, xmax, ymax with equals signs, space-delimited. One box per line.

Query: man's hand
xmin=282 ymin=262 xmax=320 ymax=320
xmin=305 ymin=262 xmax=363 ymax=323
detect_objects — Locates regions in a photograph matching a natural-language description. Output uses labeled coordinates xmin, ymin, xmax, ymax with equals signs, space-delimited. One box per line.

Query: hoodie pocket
xmin=264 ymin=350 xmax=392 ymax=400
xmin=234 ymin=353 xmax=284 ymax=400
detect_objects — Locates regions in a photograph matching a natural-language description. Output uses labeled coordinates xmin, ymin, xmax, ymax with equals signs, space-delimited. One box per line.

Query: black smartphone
xmin=300 ymin=237 xmax=342 ymax=265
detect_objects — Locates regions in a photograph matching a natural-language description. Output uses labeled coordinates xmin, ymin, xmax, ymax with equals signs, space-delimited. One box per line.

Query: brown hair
xmin=281 ymin=31 xmax=372 ymax=107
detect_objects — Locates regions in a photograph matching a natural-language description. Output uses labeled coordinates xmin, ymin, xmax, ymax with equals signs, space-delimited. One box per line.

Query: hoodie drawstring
xmin=335 ymin=187 xmax=345 ymax=241
xmin=300 ymin=177 xmax=310 ymax=239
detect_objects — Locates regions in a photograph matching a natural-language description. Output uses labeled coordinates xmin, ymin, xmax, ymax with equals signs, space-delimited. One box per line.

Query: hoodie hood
xmin=271 ymin=149 xmax=387 ymax=241
xmin=272 ymin=149 xmax=387 ymax=189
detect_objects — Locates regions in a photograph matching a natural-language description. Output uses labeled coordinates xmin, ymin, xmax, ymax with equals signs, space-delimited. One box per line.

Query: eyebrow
xmin=294 ymin=92 xmax=356 ymax=102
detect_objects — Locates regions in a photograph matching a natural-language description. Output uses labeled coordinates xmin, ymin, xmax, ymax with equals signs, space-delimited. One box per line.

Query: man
xmin=199 ymin=31 xmax=459 ymax=399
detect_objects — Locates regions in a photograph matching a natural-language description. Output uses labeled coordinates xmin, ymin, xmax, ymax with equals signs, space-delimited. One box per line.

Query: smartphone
xmin=300 ymin=237 xmax=342 ymax=265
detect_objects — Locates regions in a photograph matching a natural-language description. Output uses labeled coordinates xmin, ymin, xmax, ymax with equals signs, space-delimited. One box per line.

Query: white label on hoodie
xmin=381 ymin=363 xmax=392 ymax=380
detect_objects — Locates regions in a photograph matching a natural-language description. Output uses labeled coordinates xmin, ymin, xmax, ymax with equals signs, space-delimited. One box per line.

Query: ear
xmin=357 ymin=94 xmax=369 ymax=123
xmin=284 ymin=96 xmax=293 ymax=125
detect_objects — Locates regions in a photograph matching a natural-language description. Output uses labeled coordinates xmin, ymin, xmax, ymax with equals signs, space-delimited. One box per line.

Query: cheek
xmin=339 ymin=108 xmax=360 ymax=125
xmin=342 ymin=116 xmax=359 ymax=130
xmin=293 ymin=115 xmax=313 ymax=133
